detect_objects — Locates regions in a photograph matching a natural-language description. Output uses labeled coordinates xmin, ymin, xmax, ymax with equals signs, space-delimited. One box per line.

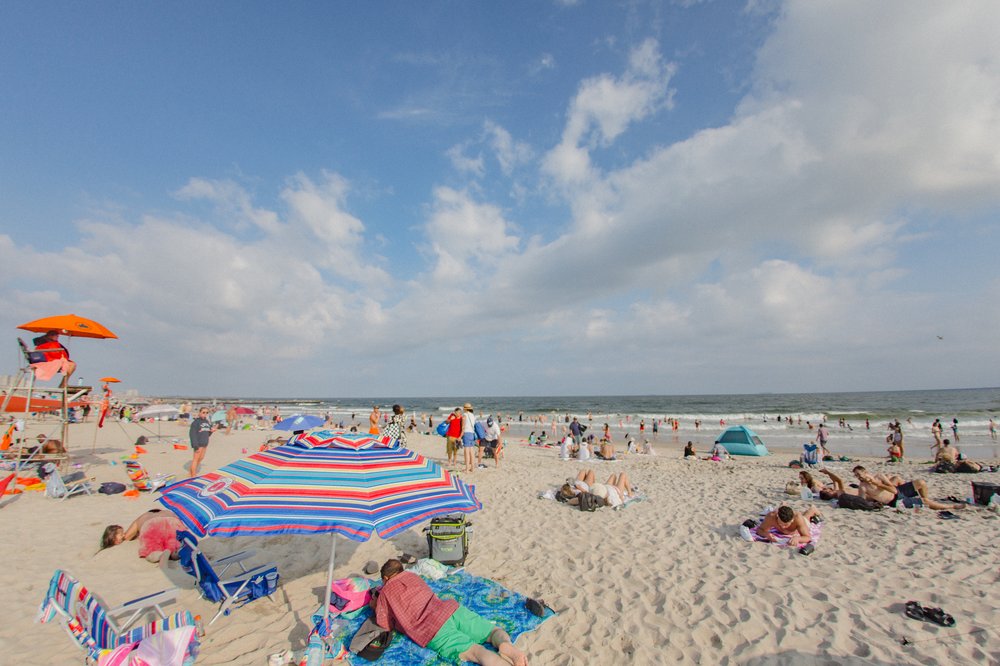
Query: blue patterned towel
xmin=312 ymin=569 xmax=554 ymax=665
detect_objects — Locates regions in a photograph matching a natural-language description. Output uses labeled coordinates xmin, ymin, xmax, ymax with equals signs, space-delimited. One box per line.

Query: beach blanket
xmin=752 ymin=522 xmax=822 ymax=547
xmin=311 ymin=569 xmax=555 ymax=665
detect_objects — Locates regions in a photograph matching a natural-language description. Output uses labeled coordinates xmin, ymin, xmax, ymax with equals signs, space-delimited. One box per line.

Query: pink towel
xmin=31 ymin=359 xmax=72 ymax=382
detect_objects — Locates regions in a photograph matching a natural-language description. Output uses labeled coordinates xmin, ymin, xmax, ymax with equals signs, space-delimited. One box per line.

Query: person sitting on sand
xmin=852 ymin=466 xmax=965 ymax=510
xmin=887 ymin=439 xmax=903 ymax=463
xmin=100 ymin=509 xmax=187 ymax=562
xmin=597 ymin=440 xmax=616 ymax=460
xmin=935 ymin=439 xmax=958 ymax=465
xmin=755 ymin=505 xmax=820 ymax=547
xmin=374 ymin=558 xmax=529 ymax=666
xmin=708 ymin=442 xmax=728 ymax=461
xmin=641 ymin=439 xmax=655 ymax=455
xmin=683 ymin=441 xmax=696 ymax=459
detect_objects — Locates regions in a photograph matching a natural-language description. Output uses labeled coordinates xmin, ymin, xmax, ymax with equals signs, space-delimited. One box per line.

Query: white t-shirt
xmin=578 ymin=442 xmax=591 ymax=461
xmin=462 ymin=411 xmax=476 ymax=434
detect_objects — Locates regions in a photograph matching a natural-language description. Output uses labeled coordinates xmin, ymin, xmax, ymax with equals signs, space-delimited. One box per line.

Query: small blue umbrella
xmin=210 ymin=410 xmax=227 ymax=423
xmin=273 ymin=414 xmax=325 ymax=431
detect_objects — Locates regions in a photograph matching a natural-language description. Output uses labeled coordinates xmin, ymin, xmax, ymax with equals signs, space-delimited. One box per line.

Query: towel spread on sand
xmin=752 ymin=522 xmax=822 ymax=547
xmin=312 ymin=569 xmax=554 ymax=665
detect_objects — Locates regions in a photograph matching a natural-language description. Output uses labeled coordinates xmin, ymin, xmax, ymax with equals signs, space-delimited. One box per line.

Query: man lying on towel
xmin=374 ymin=558 xmax=529 ymax=666
xmin=755 ymin=505 xmax=819 ymax=547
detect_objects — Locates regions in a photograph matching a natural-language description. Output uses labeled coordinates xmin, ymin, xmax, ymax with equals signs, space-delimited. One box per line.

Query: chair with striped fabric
xmin=37 ymin=569 xmax=198 ymax=663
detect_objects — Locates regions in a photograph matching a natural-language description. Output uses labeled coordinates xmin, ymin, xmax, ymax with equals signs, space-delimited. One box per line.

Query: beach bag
xmin=474 ymin=421 xmax=487 ymax=441
xmin=350 ymin=618 xmax=394 ymax=660
xmin=578 ymin=492 xmax=601 ymax=512
xmin=436 ymin=420 xmax=449 ymax=437
xmin=99 ymin=481 xmax=127 ymax=494
xmin=784 ymin=481 xmax=800 ymax=495
xmin=329 ymin=577 xmax=373 ymax=614
xmin=932 ymin=461 xmax=956 ymax=473
xmin=838 ymin=494 xmax=881 ymax=511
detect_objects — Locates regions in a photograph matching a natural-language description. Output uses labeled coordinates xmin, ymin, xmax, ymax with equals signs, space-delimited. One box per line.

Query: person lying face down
xmin=755 ymin=505 xmax=819 ymax=547
xmin=374 ymin=558 xmax=529 ymax=666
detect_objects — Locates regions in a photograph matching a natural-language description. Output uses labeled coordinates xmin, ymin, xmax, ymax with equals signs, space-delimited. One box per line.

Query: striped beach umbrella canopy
xmin=158 ymin=433 xmax=480 ymax=627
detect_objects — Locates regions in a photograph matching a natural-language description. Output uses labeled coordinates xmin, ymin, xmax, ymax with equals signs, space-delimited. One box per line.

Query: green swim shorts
xmin=427 ymin=605 xmax=496 ymax=662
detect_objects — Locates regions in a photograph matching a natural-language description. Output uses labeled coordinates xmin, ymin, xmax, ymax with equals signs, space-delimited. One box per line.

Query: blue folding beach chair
xmin=800 ymin=443 xmax=820 ymax=467
xmin=176 ymin=531 xmax=279 ymax=624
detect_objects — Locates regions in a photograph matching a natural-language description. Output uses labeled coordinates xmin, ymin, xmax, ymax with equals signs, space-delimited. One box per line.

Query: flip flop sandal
xmin=938 ymin=511 xmax=960 ymax=520
xmin=905 ymin=601 xmax=928 ymax=622
xmin=926 ymin=607 xmax=956 ymax=627
xmin=945 ymin=496 xmax=964 ymax=503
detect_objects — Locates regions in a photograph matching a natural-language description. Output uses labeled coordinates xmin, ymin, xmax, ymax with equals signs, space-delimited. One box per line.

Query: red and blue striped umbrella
xmin=158 ymin=432 xmax=480 ymax=629
xmin=158 ymin=433 xmax=480 ymax=541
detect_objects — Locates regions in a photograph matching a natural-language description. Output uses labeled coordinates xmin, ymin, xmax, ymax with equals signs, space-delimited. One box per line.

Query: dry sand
xmin=2 ymin=418 xmax=998 ymax=665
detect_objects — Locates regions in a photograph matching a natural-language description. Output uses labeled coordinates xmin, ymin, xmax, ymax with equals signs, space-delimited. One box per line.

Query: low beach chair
xmin=800 ymin=443 xmax=820 ymax=467
xmin=124 ymin=459 xmax=174 ymax=492
xmin=177 ymin=530 xmax=279 ymax=624
xmin=43 ymin=463 xmax=95 ymax=500
xmin=37 ymin=569 xmax=197 ymax=663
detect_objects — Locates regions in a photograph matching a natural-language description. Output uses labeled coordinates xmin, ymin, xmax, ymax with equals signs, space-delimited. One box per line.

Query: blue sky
xmin=2 ymin=1 xmax=999 ymax=398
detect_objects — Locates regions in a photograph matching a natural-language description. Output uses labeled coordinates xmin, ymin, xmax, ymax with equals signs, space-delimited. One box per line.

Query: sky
xmin=1 ymin=1 xmax=999 ymax=398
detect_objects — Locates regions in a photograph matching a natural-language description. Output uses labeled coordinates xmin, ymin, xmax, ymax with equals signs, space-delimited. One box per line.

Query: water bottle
xmin=194 ymin=614 xmax=205 ymax=637
xmin=989 ymin=493 xmax=999 ymax=512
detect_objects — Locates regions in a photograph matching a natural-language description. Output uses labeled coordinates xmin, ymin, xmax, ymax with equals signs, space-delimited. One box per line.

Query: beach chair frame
xmin=43 ymin=463 xmax=95 ymax=500
xmin=37 ymin=569 xmax=195 ymax=663
xmin=177 ymin=531 xmax=279 ymax=624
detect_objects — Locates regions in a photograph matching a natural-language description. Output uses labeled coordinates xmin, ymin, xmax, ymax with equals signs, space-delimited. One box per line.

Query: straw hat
xmin=463 ymin=403 xmax=473 ymax=411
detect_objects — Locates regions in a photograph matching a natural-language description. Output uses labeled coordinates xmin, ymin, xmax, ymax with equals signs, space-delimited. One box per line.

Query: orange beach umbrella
xmin=99 ymin=377 xmax=121 ymax=383
xmin=18 ymin=314 xmax=117 ymax=339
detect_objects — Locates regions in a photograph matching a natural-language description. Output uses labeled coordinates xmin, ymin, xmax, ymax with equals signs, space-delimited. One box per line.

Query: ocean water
xmin=186 ymin=387 xmax=1000 ymax=459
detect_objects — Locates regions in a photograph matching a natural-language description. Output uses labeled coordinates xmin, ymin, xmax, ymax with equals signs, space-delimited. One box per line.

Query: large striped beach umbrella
xmin=157 ymin=432 xmax=480 ymax=625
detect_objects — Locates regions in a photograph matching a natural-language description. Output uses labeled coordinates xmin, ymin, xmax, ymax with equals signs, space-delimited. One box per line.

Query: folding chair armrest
xmin=220 ymin=562 xmax=276 ymax=585
xmin=215 ymin=549 xmax=257 ymax=576
xmin=108 ymin=587 xmax=179 ymax=630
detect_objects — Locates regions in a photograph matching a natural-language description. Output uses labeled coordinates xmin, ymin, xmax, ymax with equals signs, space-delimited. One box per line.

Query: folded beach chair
xmin=37 ymin=569 xmax=198 ymax=664
xmin=43 ymin=463 xmax=95 ymax=500
xmin=177 ymin=530 xmax=279 ymax=624
xmin=124 ymin=459 xmax=174 ymax=492
xmin=800 ymin=443 xmax=820 ymax=468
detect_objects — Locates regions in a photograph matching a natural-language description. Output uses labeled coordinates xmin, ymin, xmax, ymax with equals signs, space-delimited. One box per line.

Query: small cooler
xmin=425 ymin=514 xmax=470 ymax=566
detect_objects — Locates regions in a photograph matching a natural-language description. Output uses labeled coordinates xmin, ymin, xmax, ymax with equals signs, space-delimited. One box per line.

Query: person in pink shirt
xmin=374 ymin=559 xmax=528 ymax=665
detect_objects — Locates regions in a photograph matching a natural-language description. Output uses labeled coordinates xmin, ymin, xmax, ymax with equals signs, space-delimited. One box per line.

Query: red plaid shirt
xmin=374 ymin=572 xmax=458 ymax=647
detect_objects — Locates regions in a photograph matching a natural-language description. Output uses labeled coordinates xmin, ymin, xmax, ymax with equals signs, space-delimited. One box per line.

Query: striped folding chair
xmin=37 ymin=569 xmax=198 ymax=663
xmin=124 ymin=460 xmax=174 ymax=492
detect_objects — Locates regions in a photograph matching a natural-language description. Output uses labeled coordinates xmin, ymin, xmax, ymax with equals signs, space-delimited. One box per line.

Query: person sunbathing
xmin=935 ymin=439 xmax=958 ymax=465
xmin=596 ymin=441 xmax=616 ymax=460
xmin=101 ymin=509 xmax=187 ymax=561
xmin=683 ymin=441 xmax=696 ymax=458
xmin=374 ymin=558 xmax=529 ymax=666
xmin=755 ymin=505 xmax=819 ymax=547
xmin=852 ymin=466 xmax=965 ymax=510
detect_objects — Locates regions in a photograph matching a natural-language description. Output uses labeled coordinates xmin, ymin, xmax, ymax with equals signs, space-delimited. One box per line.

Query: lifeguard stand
xmin=1 ymin=338 xmax=90 ymax=453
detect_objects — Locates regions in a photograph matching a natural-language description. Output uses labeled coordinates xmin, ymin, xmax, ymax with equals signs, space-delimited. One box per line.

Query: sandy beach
xmin=3 ymin=417 xmax=998 ymax=665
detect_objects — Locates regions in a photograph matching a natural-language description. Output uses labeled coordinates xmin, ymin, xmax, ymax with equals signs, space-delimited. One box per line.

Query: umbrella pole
xmin=323 ymin=534 xmax=337 ymax=631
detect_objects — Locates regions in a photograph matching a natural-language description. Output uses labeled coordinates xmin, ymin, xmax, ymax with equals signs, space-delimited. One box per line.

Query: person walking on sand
xmin=369 ymin=405 xmax=381 ymax=435
xmin=951 ymin=418 xmax=960 ymax=442
xmin=225 ymin=405 xmax=238 ymax=435
xmin=815 ymin=423 xmax=830 ymax=458
xmin=931 ymin=418 xmax=943 ymax=449
xmin=188 ymin=407 xmax=217 ymax=477
xmin=461 ymin=403 xmax=477 ymax=473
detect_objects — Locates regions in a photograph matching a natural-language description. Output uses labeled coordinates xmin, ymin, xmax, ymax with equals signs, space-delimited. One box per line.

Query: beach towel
xmin=308 ymin=569 xmax=555 ymax=665
xmin=97 ymin=626 xmax=198 ymax=666
xmin=752 ymin=522 xmax=822 ymax=547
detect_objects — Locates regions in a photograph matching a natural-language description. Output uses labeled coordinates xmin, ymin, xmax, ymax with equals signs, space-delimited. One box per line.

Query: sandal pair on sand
xmin=905 ymin=601 xmax=956 ymax=627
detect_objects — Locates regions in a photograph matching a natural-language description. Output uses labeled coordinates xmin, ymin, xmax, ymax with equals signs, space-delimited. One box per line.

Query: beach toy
xmin=123 ymin=489 xmax=140 ymax=498
xmin=173 ymin=444 xmax=188 ymax=450
xmin=135 ymin=445 xmax=148 ymax=454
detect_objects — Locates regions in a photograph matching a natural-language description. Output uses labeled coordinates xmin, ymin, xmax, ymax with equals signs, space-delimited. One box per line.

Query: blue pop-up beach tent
xmin=714 ymin=425 xmax=769 ymax=456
